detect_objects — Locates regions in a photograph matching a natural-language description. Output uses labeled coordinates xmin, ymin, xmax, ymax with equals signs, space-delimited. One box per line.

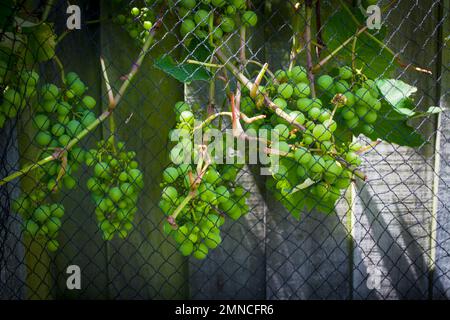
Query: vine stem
xmin=41 ymin=0 xmax=55 ymax=22
xmin=289 ymin=2 xmax=302 ymax=71
xmin=215 ymin=49 xmax=367 ymax=181
xmin=215 ymin=49 xmax=306 ymax=132
xmin=167 ymin=191 xmax=196 ymax=226
xmin=0 ymin=23 xmax=160 ymax=186
xmin=53 ymin=55 xmax=65 ymax=83
xmin=186 ymin=60 xmax=223 ymax=68
xmin=338 ymin=0 xmax=432 ymax=75
xmin=305 ymin=0 xmax=316 ymax=97
xmin=312 ymin=26 xmax=367 ymax=72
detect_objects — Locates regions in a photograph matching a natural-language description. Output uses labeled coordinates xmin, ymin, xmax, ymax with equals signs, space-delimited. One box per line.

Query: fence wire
xmin=0 ymin=0 xmax=449 ymax=299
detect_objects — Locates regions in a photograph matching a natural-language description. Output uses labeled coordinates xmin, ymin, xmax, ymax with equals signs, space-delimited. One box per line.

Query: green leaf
xmin=186 ymin=38 xmax=213 ymax=63
xmin=376 ymin=79 xmax=419 ymax=118
xmin=426 ymin=106 xmax=445 ymax=114
xmin=24 ymin=23 xmax=56 ymax=64
xmin=376 ymin=79 xmax=417 ymax=105
xmin=154 ymin=55 xmax=211 ymax=83
xmin=14 ymin=16 xmax=40 ymax=29
xmin=411 ymin=106 xmax=446 ymax=119
xmin=364 ymin=117 xmax=425 ymax=147
xmin=322 ymin=8 xmax=395 ymax=78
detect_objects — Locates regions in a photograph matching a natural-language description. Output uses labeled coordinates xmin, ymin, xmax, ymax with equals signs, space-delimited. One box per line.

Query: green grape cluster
xmin=316 ymin=66 xmax=381 ymax=137
xmin=159 ymin=100 xmax=250 ymax=259
xmin=175 ymin=0 xmax=258 ymax=43
xmin=113 ymin=0 xmax=158 ymax=43
xmin=32 ymin=72 xmax=96 ymax=185
xmin=12 ymin=193 xmax=64 ymax=252
xmin=237 ymin=64 xmax=364 ymax=213
xmin=9 ymin=72 xmax=95 ymax=251
xmin=0 ymin=69 xmax=39 ymax=128
xmin=85 ymin=138 xmax=144 ymax=241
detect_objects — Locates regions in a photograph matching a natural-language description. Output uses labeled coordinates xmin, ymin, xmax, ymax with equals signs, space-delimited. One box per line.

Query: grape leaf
xmin=322 ymin=7 xmax=395 ymax=78
xmin=376 ymin=79 xmax=417 ymax=115
xmin=154 ymin=55 xmax=211 ymax=83
xmin=363 ymin=117 xmax=425 ymax=147
xmin=154 ymin=39 xmax=213 ymax=83
xmin=376 ymin=79 xmax=444 ymax=120
xmin=24 ymin=23 xmax=56 ymax=64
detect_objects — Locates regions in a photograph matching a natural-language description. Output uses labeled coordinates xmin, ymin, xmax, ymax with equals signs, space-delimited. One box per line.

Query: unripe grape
xmin=220 ymin=16 xmax=235 ymax=33
xmin=318 ymin=110 xmax=332 ymax=123
xmin=344 ymin=92 xmax=356 ymax=107
xmin=35 ymin=131 xmax=52 ymax=146
xmin=109 ymin=187 xmax=123 ymax=202
xmin=274 ymin=69 xmax=288 ymax=83
xmin=66 ymin=119 xmax=82 ymax=137
xmin=363 ymin=79 xmax=379 ymax=98
xmin=69 ymin=79 xmax=86 ymax=96
xmin=131 ymin=7 xmax=140 ymax=16
xmin=194 ymin=10 xmax=210 ymax=26
xmin=308 ymin=107 xmax=321 ymax=120
xmin=289 ymin=111 xmax=306 ymax=125
xmin=51 ymin=123 xmax=65 ymax=137
xmin=323 ymin=119 xmax=337 ymax=132
xmin=82 ymin=96 xmax=96 ymax=109
xmin=363 ymin=110 xmax=377 ymax=124
xmin=294 ymin=147 xmax=312 ymax=165
xmin=273 ymin=124 xmax=290 ymax=140
xmin=339 ymin=66 xmax=353 ymax=79
xmin=42 ymin=99 xmax=58 ymax=113
xmin=41 ymin=84 xmax=59 ymax=100
xmin=345 ymin=151 xmax=361 ymax=166
xmin=277 ymin=83 xmax=293 ymax=99
xmin=205 ymin=168 xmax=221 ymax=185
xmin=296 ymin=98 xmax=313 ymax=112
xmin=309 ymin=155 xmax=326 ymax=174
xmin=289 ymin=66 xmax=308 ymax=83
xmin=273 ymin=97 xmax=287 ymax=109
xmin=143 ymin=20 xmax=152 ymax=30
xmin=180 ymin=19 xmax=196 ymax=36
xmin=313 ymin=124 xmax=332 ymax=142
xmin=162 ymin=186 xmax=178 ymax=203
xmin=179 ymin=110 xmax=194 ymax=125
xmin=317 ymin=75 xmax=334 ymax=92
xmin=212 ymin=0 xmax=226 ymax=7
xmin=293 ymin=82 xmax=311 ymax=98
xmin=23 ymin=220 xmax=39 ymax=236
xmin=193 ymin=243 xmax=208 ymax=259
xmin=33 ymin=114 xmax=50 ymax=130
xmin=334 ymin=80 xmax=350 ymax=93
xmin=242 ymin=11 xmax=258 ymax=27
xmin=163 ymin=167 xmax=179 ymax=183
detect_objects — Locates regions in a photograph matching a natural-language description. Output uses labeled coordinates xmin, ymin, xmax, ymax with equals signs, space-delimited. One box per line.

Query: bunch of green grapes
xmin=84 ymin=138 xmax=144 ymax=241
xmin=159 ymin=100 xmax=250 ymax=259
xmin=316 ymin=66 xmax=381 ymax=137
xmin=12 ymin=192 xmax=64 ymax=252
xmin=10 ymin=73 xmax=95 ymax=250
xmin=175 ymin=0 xmax=258 ymax=43
xmin=113 ymin=0 xmax=158 ymax=43
xmin=0 ymin=69 xmax=39 ymax=128
xmin=32 ymin=72 xmax=96 ymax=187
xmin=238 ymin=64 xmax=363 ymax=213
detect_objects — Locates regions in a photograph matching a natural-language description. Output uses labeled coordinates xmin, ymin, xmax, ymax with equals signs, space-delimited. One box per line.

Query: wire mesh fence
xmin=0 ymin=0 xmax=449 ymax=300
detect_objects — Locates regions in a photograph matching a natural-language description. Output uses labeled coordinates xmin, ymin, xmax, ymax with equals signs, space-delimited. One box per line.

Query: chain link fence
xmin=0 ymin=0 xmax=449 ymax=299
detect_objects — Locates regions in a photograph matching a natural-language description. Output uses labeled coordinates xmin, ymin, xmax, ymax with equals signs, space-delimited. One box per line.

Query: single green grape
xmin=242 ymin=11 xmax=258 ymax=27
